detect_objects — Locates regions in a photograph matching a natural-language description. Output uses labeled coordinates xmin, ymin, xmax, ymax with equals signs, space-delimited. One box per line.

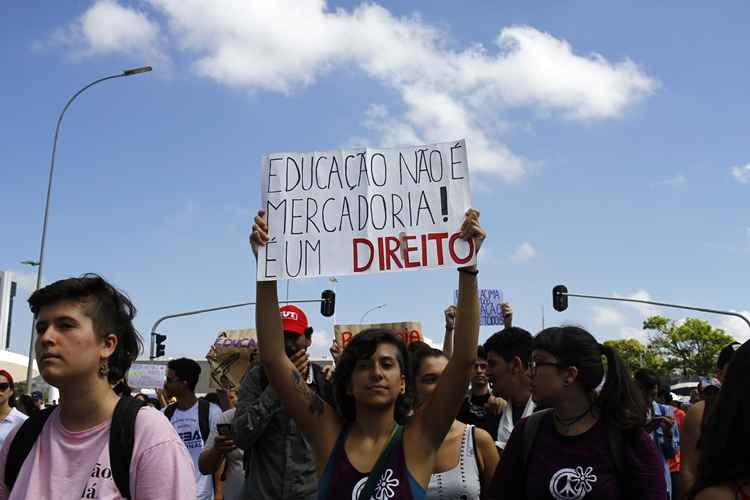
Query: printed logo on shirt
xmin=548 ymin=466 xmax=598 ymax=500
xmin=351 ymin=468 xmax=400 ymax=500
xmin=80 ymin=462 xmax=114 ymax=499
xmin=179 ymin=429 xmax=204 ymax=449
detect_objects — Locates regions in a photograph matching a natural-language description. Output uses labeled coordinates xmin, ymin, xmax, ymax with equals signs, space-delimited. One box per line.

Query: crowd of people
xmin=0 ymin=208 xmax=747 ymax=499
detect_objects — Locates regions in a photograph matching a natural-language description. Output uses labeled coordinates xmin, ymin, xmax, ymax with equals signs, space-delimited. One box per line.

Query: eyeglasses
xmin=0 ymin=383 xmax=10 ymax=391
xmin=529 ymin=360 xmax=564 ymax=377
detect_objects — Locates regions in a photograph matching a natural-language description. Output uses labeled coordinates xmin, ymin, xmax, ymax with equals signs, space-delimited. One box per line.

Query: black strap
xmin=198 ymin=399 xmax=210 ymax=444
xmin=166 ymin=401 xmax=210 ymax=443
xmin=164 ymin=402 xmax=177 ymax=421
xmin=109 ymin=395 xmax=147 ymax=500
xmin=4 ymin=407 xmax=55 ymax=492
xmin=357 ymin=425 xmax=403 ymax=500
xmin=470 ymin=425 xmax=483 ymax=499
xmin=521 ymin=408 xmax=551 ymax=470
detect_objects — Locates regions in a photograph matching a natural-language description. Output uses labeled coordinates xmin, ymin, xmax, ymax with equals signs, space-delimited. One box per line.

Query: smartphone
xmin=216 ymin=424 xmax=232 ymax=438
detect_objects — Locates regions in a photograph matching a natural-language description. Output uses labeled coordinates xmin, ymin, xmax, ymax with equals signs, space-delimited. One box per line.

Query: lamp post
xmin=360 ymin=304 xmax=387 ymax=324
xmin=25 ymin=66 xmax=153 ymax=394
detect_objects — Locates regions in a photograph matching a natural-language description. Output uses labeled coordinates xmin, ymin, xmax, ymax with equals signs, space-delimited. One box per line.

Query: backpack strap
xmin=357 ymin=424 xmax=403 ymax=500
xmin=521 ymin=408 xmax=551 ymax=471
xmin=4 ymin=407 xmax=55 ymax=492
xmin=198 ymin=399 xmax=210 ymax=444
xmin=109 ymin=395 xmax=147 ymax=500
xmin=164 ymin=402 xmax=177 ymax=421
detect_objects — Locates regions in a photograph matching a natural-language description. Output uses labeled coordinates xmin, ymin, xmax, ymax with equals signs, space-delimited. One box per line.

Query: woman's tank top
xmin=318 ymin=425 xmax=426 ymax=500
xmin=427 ymin=424 xmax=481 ymax=500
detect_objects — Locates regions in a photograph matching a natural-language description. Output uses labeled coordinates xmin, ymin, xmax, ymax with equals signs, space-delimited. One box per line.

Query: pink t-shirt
xmin=0 ymin=406 xmax=196 ymax=500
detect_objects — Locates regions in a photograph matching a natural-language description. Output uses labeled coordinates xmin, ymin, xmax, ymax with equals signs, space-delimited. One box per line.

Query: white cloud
xmin=731 ymin=163 xmax=750 ymax=183
xmin=422 ymin=337 xmax=441 ymax=349
xmin=591 ymin=305 xmax=626 ymax=327
xmin=51 ymin=0 xmax=165 ymax=62
xmin=614 ymin=289 xmax=661 ymax=318
xmin=619 ymin=326 xmax=649 ymax=343
xmin=651 ymin=174 xmax=687 ymax=188
xmin=511 ymin=242 xmax=537 ymax=261
xmin=55 ymin=0 xmax=656 ymax=182
xmin=717 ymin=311 xmax=750 ymax=343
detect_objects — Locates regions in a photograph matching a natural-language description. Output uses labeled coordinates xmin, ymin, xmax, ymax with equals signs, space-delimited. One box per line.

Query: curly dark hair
xmin=533 ymin=326 xmax=646 ymax=431
xmin=333 ymin=329 xmax=412 ymax=424
xmin=28 ymin=273 xmax=143 ymax=386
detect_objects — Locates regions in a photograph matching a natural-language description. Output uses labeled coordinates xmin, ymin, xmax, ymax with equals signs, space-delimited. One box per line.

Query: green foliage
xmin=642 ymin=315 xmax=735 ymax=376
xmin=602 ymin=338 xmax=666 ymax=375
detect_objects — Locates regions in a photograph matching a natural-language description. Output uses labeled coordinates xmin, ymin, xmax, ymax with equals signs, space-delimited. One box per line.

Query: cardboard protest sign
xmin=334 ymin=322 xmax=422 ymax=349
xmin=128 ymin=363 xmax=166 ymax=389
xmin=454 ymin=288 xmax=504 ymax=326
xmin=258 ymin=139 xmax=473 ymax=280
xmin=206 ymin=329 xmax=259 ymax=391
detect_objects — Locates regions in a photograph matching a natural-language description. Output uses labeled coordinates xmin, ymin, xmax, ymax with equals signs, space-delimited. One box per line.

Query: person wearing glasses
xmin=487 ymin=326 xmax=667 ymax=499
xmin=0 ymin=371 xmax=27 ymax=450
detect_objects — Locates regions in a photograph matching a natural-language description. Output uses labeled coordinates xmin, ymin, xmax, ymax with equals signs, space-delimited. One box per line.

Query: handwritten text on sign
xmin=258 ymin=140 xmax=473 ymax=280
xmin=454 ymin=288 xmax=504 ymax=326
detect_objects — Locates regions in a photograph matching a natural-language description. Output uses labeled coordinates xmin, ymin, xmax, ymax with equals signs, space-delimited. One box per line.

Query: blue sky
xmin=2 ymin=1 xmax=749 ymax=363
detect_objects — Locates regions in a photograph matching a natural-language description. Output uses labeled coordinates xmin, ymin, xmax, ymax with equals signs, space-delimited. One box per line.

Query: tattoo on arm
xmin=291 ymin=369 xmax=325 ymax=417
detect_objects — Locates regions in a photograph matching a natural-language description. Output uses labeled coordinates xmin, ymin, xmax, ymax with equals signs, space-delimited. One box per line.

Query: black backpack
xmin=4 ymin=395 xmax=146 ymax=499
xmin=164 ymin=398 xmax=211 ymax=444
xmin=521 ymin=409 xmax=626 ymax=493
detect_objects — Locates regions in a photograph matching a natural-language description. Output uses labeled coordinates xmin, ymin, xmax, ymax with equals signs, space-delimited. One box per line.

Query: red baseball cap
xmin=280 ymin=305 xmax=310 ymax=336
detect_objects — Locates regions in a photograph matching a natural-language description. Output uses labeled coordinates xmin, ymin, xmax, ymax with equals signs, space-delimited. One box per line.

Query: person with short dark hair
xmin=681 ymin=340 xmax=741 ymax=496
xmin=164 ymin=357 xmax=222 ymax=500
xmin=456 ymin=345 xmax=504 ymax=437
xmin=0 ymin=274 xmax=195 ymax=499
xmin=483 ymin=326 xmax=536 ymax=449
xmin=488 ymin=326 xmax=667 ymax=499
xmin=688 ymin=341 xmax=750 ymax=500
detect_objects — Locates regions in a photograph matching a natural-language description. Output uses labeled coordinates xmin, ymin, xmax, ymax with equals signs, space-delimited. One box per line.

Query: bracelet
xmin=458 ymin=267 xmax=479 ymax=275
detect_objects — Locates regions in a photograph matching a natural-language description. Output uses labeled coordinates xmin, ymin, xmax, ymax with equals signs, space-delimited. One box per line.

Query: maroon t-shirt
xmin=488 ymin=412 xmax=667 ymax=500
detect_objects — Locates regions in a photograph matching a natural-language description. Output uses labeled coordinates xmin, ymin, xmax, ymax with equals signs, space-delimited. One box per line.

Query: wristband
xmin=458 ymin=267 xmax=479 ymax=275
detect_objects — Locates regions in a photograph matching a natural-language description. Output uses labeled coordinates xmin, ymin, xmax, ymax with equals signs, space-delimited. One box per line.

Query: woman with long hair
xmin=487 ymin=325 xmax=667 ymax=499
xmin=410 ymin=343 xmax=499 ymax=499
xmin=0 ymin=274 xmax=195 ymax=499
xmin=250 ymin=208 xmax=484 ymax=499
xmin=0 ymin=371 xmax=27 ymax=450
xmin=688 ymin=341 xmax=749 ymax=500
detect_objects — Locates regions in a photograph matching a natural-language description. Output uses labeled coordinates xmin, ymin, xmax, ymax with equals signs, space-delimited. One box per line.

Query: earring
xmin=98 ymin=359 xmax=110 ymax=378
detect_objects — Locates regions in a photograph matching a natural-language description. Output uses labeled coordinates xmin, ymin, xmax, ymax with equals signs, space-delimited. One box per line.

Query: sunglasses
xmin=0 ymin=383 xmax=10 ymax=392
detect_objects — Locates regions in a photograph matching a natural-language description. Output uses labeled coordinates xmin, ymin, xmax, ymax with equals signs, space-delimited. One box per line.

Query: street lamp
xmin=360 ymin=304 xmax=387 ymax=324
xmin=25 ymin=66 xmax=153 ymax=394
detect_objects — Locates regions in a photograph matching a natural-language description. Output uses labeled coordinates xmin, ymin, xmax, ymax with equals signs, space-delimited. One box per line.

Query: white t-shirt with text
xmin=165 ymin=401 xmax=222 ymax=500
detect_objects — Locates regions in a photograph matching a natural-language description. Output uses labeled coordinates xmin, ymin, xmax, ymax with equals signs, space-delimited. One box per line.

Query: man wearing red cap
xmin=231 ymin=304 xmax=333 ymax=500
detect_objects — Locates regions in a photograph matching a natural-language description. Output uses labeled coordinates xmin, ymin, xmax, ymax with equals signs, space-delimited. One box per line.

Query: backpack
xmin=164 ymin=398 xmax=211 ymax=444
xmin=521 ymin=409 xmax=626 ymax=493
xmin=4 ymin=395 xmax=146 ymax=499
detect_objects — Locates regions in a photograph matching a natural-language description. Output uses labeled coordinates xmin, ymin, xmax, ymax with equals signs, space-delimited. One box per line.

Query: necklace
xmin=553 ymin=405 xmax=593 ymax=434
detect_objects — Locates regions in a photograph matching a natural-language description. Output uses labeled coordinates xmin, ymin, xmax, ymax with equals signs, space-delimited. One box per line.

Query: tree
xmin=643 ymin=316 xmax=735 ymax=376
xmin=602 ymin=338 xmax=665 ymax=375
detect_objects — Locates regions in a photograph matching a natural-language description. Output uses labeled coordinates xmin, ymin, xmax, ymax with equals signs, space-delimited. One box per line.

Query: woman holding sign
xmin=250 ymin=208 xmax=484 ymax=500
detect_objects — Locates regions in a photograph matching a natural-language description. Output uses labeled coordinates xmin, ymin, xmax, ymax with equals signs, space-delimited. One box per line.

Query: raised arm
xmin=249 ymin=211 xmax=342 ymax=465
xmin=410 ymin=209 xmax=483 ymax=451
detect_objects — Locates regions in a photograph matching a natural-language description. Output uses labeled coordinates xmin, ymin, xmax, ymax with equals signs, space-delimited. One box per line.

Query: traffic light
xmin=552 ymin=285 xmax=568 ymax=312
xmin=154 ymin=333 xmax=167 ymax=358
xmin=321 ymin=290 xmax=336 ymax=317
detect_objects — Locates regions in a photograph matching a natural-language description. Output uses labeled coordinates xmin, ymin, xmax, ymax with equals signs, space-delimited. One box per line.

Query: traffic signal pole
xmin=148 ymin=291 xmax=336 ymax=359
xmin=551 ymin=285 xmax=750 ymax=330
